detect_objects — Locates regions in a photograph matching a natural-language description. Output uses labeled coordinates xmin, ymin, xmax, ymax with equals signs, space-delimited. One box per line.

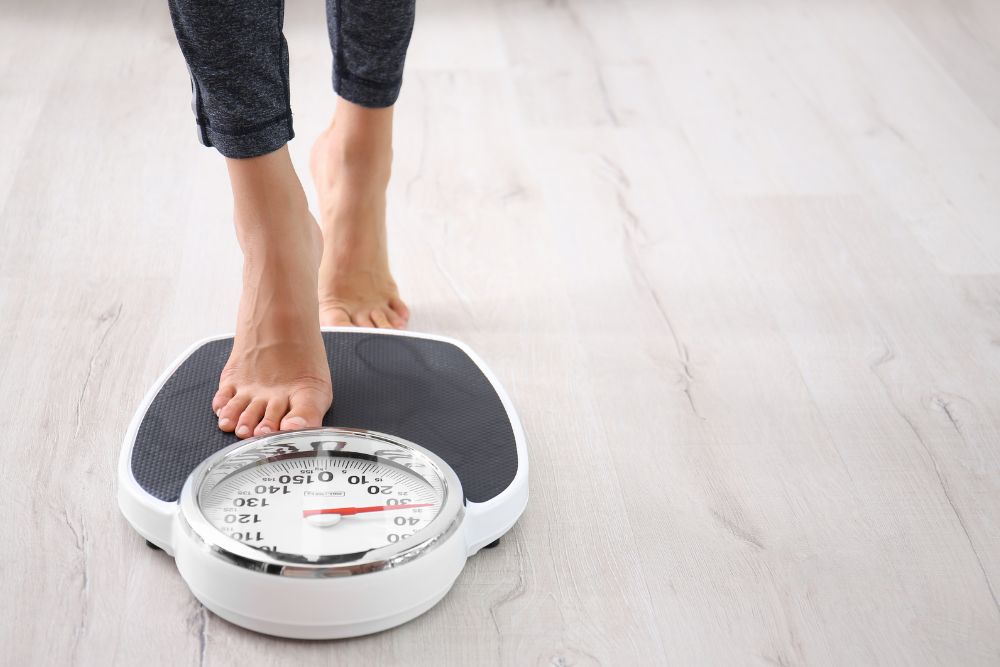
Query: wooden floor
xmin=3 ymin=0 xmax=1000 ymax=664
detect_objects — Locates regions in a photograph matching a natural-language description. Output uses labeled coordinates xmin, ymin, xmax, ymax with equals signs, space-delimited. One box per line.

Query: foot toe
xmin=352 ymin=311 xmax=375 ymax=328
xmin=279 ymin=386 xmax=330 ymax=431
xmin=324 ymin=305 xmax=353 ymax=327
xmin=218 ymin=394 xmax=251 ymax=432
xmin=212 ymin=384 xmax=236 ymax=415
xmin=371 ymin=309 xmax=391 ymax=328
xmin=389 ymin=297 xmax=410 ymax=325
xmin=236 ymin=398 xmax=268 ymax=439
xmin=351 ymin=310 xmax=375 ymax=327
xmin=386 ymin=309 xmax=406 ymax=329
xmin=255 ymin=397 xmax=289 ymax=436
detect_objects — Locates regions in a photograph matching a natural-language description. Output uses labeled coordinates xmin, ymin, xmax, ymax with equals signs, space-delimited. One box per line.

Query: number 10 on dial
xmin=175 ymin=428 xmax=468 ymax=637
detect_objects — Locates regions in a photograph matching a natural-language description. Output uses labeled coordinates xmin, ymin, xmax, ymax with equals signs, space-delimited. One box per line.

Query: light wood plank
xmin=2 ymin=0 xmax=999 ymax=664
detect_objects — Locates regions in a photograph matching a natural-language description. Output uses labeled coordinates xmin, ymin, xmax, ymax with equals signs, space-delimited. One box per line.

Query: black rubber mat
xmin=131 ymin=332 xmax=518 ymax=504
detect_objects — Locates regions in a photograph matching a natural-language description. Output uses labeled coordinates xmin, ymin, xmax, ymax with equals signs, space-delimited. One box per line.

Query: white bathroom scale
xmin=117 ymin=327 xmax=528 ymax=639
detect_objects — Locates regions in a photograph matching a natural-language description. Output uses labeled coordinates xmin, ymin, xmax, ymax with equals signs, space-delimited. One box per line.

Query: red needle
xmin=303 ymin=503 xmax=434 ymax=517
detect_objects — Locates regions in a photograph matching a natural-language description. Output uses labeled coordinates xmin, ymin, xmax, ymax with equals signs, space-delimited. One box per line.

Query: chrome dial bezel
xmin=178 ymin=427 xmax=464 ymax=577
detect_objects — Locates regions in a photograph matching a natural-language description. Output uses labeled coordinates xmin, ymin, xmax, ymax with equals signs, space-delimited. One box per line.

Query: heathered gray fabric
xmin=167 ymin=0 xmax=415 ymax=159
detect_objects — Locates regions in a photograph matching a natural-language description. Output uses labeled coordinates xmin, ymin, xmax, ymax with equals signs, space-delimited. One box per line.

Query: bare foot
xmin=212 ymin=148 xmax=333 ymax=439
xmin=309 ymin=100 xmax=410 ymax=329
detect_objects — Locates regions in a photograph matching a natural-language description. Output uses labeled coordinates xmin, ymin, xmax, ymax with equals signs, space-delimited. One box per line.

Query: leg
xmin=310 ymin=0 xmax=416 ymax=329
xmin=168 ymin=0 xmax=332 ymax=436
xmin=167 ymin=0 xmax=294 ymax=158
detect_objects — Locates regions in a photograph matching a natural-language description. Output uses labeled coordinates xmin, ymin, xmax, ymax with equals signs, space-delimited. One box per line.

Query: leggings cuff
xmin=333 ymin=70 xmax=402 ymax=108
xmin=196 ymin=111 xmax=294 ymax=159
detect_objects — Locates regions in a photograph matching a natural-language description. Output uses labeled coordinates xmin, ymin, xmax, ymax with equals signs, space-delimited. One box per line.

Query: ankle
xmin=231 ymin=179 xmax=309 ymax=223
xmin=228 ymin=148 xmax=309 ymax=212
xmin=319 ymin=129 xmax=392 ymax=185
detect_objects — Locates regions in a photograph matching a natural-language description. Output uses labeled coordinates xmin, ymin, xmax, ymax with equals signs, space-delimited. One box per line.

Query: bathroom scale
xmin=117 ymin=327 xmax=528 ymax=639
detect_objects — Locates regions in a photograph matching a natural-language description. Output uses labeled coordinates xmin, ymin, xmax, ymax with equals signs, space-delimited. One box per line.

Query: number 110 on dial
xmin=198 ymin=453 xmax=444 ymax=558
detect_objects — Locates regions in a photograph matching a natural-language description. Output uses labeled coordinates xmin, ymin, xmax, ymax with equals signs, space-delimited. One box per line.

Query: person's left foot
xmin=309 ymin=104 xmax=410 ymax=329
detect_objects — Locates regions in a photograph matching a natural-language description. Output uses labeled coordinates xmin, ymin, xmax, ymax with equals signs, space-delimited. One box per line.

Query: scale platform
xmin=117 ymin=328 xmax=528 ymax=637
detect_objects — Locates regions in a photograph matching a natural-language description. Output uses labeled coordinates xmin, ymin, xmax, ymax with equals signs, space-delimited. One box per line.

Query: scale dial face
xmin=180 ymin=428 xmax=463 ymax=573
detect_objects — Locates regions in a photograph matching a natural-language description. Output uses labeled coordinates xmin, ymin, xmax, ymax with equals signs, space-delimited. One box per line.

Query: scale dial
xmin=179 ymin=428 xmax=464 ymax=574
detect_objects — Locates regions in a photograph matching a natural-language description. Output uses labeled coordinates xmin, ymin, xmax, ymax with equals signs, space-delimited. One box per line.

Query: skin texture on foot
xmin=310 ymin=100 xmax=410 ymax=329
xmin=213 ymin=148 xmax=333 ymax=439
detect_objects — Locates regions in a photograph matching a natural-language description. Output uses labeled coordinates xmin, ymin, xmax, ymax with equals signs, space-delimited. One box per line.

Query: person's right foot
xmin=212 ymin=149 xmax=333 ymax=439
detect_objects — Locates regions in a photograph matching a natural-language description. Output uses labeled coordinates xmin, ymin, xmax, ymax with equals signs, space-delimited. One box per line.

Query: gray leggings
xmin=167 ymin=0 xmax=415 ymax=158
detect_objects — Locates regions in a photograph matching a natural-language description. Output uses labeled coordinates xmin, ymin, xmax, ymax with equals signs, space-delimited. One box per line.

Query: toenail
xmin=284 ymin=417 xmax=306 ymax=429
xmin=218 ymin=417 xmax=232 ymax=428
xmin=258 ymin=425 xmax=272 ymax=435
xmin=236 ymin=425 xmax=250 ymax=437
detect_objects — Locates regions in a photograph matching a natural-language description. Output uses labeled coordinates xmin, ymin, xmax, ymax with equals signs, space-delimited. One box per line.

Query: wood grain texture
xmin=1 ymin=0 xmax=998 ymax=664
